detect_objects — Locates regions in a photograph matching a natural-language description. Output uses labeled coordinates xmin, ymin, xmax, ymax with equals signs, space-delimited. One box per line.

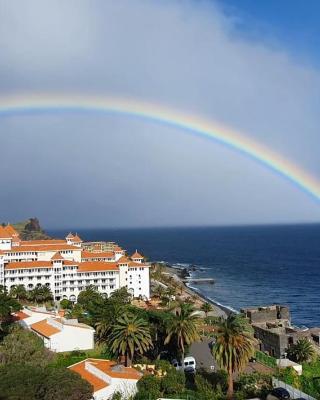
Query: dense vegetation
xmin=6 ymin=263 xmax=320 ymax=400
xmin=0 ymin=326 xmax=93 ymax=400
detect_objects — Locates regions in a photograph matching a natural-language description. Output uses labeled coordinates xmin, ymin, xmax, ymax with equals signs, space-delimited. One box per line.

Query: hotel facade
xmin=0 ymin=225 xmax=150 ymax=301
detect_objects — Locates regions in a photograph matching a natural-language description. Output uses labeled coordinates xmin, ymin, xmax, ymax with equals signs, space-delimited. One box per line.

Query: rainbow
xmin=0 ymin=93 xmax=320 ymax=202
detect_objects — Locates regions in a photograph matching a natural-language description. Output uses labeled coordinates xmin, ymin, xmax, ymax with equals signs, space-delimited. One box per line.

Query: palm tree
xmin=28 ymin=285 xmax=53 ymax=305
xmin=108 ymin=313 xmax=153 ymax=366
xmin=212 ymin=314 xmax=256 ymax=400
xmin=287 ymin=338 xmax=315 ymax=363
xmin=9 ymin=284 xmax=27 ymax=302
xmin=201 ymin=302 xmax=213 ymax=317
xmin=164 ymin=302 xmax=201 ymax=363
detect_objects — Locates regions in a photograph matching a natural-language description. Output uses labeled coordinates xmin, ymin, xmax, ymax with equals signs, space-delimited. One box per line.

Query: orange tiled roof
xmin=5 ymin=244 xmax=79 ymax=253
xmin=114 ymin=246 xmax=123 ymax=252
xmin=117 ymin=256 xmax=130 ymax=264
xmin=5 ymin=224 xmax=19 ymax=237
xmin=69 ymin=359 xmax=142 ymax=392
xmin=71 ymin=234 xmax=82 ymax=243
xmin=69 ymin=360 xmax=108 ymax=392
xmin=51 ymin=251 xmax=65 ymax=261
xmin=13 ymin=311 xmax=30 ymax=321
xmin=131 ymin=250 xmax=143 ymax=259
xmin=93 ymin=359 xmax=142 ymax=380
xmin=0 ymin=226 xmax=12 ymax=239
xmin=20 ymin=239 xmax=66 ymax=246
xmin=31 ymin=319 xmax=61 ymax=338
xmin=77 ymin=262 xmax=119 ymax=272
xmin=5 ymin=261 xmax=53 ymax=269
xmin=129 ymin=261 xmax=149 ymax=267
xmin=81 ymin=251 xmax=115 ymax=259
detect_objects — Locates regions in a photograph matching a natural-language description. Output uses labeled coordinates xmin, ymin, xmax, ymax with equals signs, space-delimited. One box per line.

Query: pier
xmin=183 ymin=278 xmax=215 ymax=284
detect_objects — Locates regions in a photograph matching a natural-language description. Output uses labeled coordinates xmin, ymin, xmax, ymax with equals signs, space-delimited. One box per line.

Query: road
xmin=189 ymin=338 xmax=216 ymax=371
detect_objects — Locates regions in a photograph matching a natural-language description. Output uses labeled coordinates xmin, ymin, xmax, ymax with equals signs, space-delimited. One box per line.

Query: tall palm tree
xmin=201 ymin=302 xmax=213 ymax=317
xmin=108 ymin=313 xmax=153 ymax=366
xmin=164 ymin=302 xmax=200 ymax=362
xmin=212 ymin=314 xmax=256 ymax=400
xmin=9 ymin=284 xmax=27 ymax=302
xmin=287 ymin=338 xmax=315 ymax=363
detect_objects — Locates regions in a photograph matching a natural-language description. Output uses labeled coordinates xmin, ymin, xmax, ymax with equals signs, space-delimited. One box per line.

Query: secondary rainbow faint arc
xmin=0 ymin=93 xmax=320 ymax=202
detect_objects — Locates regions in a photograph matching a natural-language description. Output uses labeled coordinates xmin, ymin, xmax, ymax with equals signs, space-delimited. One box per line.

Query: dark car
xmin=266 ymin=387 xmax=291 ymax=400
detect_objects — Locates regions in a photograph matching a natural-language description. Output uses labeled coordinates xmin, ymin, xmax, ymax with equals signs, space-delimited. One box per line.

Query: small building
xmin=14 ymin=308 xmax=94 ymax=352
xmin=69 ymin=358 xmax=142 ymax=400
xmin=241 ymin=305 xmax=309 ymax=358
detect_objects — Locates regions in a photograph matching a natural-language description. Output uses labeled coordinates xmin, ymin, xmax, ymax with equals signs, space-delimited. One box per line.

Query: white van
xmin=172 ymin=356 xmax=196 ymax=372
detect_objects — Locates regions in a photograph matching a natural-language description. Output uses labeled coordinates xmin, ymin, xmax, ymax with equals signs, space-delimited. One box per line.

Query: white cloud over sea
xmin=0 ymin=0 xmax=320 ymax=228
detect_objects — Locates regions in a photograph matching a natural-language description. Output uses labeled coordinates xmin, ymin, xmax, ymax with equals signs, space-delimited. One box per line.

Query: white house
xmin=14 ymin=307 xmax=95 ymax=352
xmin=69 ymin=358 xmax=142 ymax=400
xmin=0 ymin=225 xmax=150 ymax=300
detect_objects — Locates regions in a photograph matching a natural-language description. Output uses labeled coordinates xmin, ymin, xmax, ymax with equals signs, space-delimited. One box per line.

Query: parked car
xmin=266 ymin=387 xmax=290 ymax=400
xmin=172 ymin=356 xmax=196 ymax=372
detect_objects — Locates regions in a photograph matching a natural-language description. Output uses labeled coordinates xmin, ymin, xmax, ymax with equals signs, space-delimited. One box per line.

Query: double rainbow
xmin=0 ymin=93 xmax=319 ymax=202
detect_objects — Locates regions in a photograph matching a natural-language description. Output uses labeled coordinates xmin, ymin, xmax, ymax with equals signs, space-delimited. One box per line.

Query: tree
xmin=60 ymin=299 xmax=73 ymax=310
xmin=0 ymin=285 xmax=21 ymax=327
xmin=110 ymin=287 xmax=132 ymax=305
xmin=65 ymin=303 xmax=85 ymax=320
xmin=0 ymin=363 xmax=93 ymax=400
xmin=9 ymin=284 xmax=27 ymax=301
xmin=136 ymin=375 xmax=161 ymax=400
xmin=201 ymin=302 xmax=213 ymax=317
xmin=39 ymin=367 xmax=93 ymax=400
xmin=164 ymin=302 xmax=200 ymax=362
xmin=108 ymin=313 xmax=153 ymax=366
xmin=161 ymin=368 xmax=186 ymax=396
xmin=77 ymin=286 xmax=103 ymax=317
xmin=0 ymin=325 xmax=55 ymax=367
xmin=287 ymin=338 xmax=315 ymax=363
xmin=212 ymin=314 xmax=256 ymax=400
xmin=28 ymin=285 xmax=53 ymax=304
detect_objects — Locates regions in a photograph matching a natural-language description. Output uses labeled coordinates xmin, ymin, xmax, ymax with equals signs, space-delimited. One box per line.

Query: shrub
xmin=0 ymin=364 xmax=93 ymax=400
xmin=136 ymin=374 xmax=161 ymax=399
xmin=161 ymin=368 xmax=186 ymax=395
xmin=0 ymin=325 xmax=55 ymax=367
xmin=60 ymin=299 xmax=73 ymax=310
xmin=154 ymin=359 xmax=173 ymax=373
xmin=236 ymin=373 xmax=272 ymax=399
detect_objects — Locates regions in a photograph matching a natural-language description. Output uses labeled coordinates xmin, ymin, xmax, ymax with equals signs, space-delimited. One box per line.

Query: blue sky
xmin=0 ymin=0 xmax=320 ymax=228
xmin=216 ymin=0 xmax=320 ymax=64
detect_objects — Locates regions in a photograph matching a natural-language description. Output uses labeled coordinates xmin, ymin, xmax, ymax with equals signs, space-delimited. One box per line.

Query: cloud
xmin=0 ymin=0 xmax=320 ymax=228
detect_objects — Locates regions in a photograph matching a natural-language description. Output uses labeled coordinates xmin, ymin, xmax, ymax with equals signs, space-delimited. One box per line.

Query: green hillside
xmin=2 ymin=218 xmax=51 ymax=241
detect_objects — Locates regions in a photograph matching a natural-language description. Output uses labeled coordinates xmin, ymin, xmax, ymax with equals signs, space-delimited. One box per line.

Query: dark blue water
xmin=48 ymin=224 xmax=320 ymax=327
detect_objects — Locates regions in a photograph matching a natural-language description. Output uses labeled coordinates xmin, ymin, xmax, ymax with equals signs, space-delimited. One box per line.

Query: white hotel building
xmin=0 ymin=225 xmax=150 ymax=301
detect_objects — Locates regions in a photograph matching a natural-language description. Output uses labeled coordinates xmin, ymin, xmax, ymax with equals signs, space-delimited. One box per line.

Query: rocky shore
xmin=163 ymin=263 xmax=228 ymax=318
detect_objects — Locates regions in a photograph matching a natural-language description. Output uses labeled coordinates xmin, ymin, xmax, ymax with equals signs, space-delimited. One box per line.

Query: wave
xmin=185 ymin=282 xmax=239 ymax=315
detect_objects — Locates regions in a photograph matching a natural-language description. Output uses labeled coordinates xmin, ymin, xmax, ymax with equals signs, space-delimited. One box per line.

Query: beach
xmin=163 ymin=264 xmax=228 ymax=318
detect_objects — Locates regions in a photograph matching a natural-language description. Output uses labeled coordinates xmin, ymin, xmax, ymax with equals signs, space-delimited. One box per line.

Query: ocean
xmin=48 ymin=224 xmax=320 ymax=327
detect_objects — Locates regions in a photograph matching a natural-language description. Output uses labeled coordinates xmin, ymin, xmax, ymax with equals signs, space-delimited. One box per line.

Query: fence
xmin=272 ymin=377 xmax=317 ymax=400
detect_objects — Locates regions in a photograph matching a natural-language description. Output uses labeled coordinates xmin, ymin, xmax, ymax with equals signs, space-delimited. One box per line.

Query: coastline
xmin=163 ymin=264 xmax=229 ymax=318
